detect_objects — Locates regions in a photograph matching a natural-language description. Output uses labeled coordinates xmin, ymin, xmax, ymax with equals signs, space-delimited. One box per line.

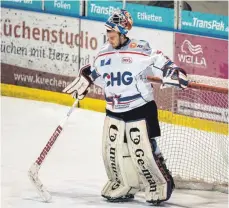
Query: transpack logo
xmin=178 ymin=39 xmax=207 ymax=68
xmin=90 ymin=3 xmax=119 ymax=15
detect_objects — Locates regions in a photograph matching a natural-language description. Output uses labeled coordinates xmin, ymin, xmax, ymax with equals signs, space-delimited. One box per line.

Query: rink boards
xmin=1 ymin=83 xmax=227 ymax=136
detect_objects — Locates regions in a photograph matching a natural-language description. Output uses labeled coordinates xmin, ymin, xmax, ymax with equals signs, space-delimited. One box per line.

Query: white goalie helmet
xmin=105 ymin=9 xmax=133 ymax=35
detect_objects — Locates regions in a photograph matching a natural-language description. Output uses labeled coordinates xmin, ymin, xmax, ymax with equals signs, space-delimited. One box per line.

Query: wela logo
xmin=178 ymin=40 xmax=207 ymax=68
xmin=103 ymin=72 xmax=133 ymax=86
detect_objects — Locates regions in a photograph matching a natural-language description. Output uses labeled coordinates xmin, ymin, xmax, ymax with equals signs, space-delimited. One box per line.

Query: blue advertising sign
xmin=86 ymin=1 xmax=174 ymax=30
xmin=182 ymin=11 xmax=228 ymax=39
xmin=44 ymin=0 xmax=80 ymax=17
xmin=1 ymin=0 xmax=42 ymax=12
xmin=86 ymin=1 xmax=122 ymax=21
xmin=125 ymin=3 xmax=174 ymax=30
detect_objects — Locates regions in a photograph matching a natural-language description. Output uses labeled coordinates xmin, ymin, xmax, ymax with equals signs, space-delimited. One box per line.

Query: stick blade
xmin=28 ymin=163 xmax=52 ymax=202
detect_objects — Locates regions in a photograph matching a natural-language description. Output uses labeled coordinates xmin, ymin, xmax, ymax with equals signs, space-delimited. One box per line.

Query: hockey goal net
xmin=148 ymin=76 xmax=228 ymax=193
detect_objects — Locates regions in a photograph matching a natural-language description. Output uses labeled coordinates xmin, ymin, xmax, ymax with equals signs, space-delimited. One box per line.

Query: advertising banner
xmin=1 ymin=63 xmax=74 ymax=92
xmin=177 ymin=100 xmax=228 ymax=123
xmin=1 ymin=8 xmax=99 ymax=92
xmin=1 ymin=0 xmax=43 ymax=11
xmin=86 ymin=1 xmax=174 ymax=30
xmin=86 ymin=1 xmax=122 ymax=21
xmin=125 ymin=3 xmax=174 ymax=30
xmin=174 ymin=33 xmax=228 ymax=79
xmin=174 ymin=32 xmax=228 ymax=123
xmin=182 ymin=11 xmax=228 ymax=39
xmin=44 ymin=1 xmax=81 ymax=17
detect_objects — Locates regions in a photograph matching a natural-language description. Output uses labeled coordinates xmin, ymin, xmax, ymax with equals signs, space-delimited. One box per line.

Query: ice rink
xmin=1 ymin=96 xmax=228 ymax=208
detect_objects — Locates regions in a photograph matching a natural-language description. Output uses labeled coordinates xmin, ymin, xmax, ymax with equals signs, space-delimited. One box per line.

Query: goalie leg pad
xmin=101 ymin=116 xmax=140 ymax=200
xmin=126 ymin=119 xmax=174 ymax=203
xmin=149 ymin=153 xmax=175 ymax=204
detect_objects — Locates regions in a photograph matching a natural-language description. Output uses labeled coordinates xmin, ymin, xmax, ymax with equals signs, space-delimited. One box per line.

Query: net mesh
xmin=152 ymin=83 xmax=228 ymax=193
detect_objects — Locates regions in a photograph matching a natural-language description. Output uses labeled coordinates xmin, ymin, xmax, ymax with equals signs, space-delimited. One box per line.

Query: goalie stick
xmin=28 ymin=99 xmax=79 ymax=202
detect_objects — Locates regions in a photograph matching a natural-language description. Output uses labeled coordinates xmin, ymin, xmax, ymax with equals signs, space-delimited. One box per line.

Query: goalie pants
xmin=106 ymin=100 xmax=161 ymax=142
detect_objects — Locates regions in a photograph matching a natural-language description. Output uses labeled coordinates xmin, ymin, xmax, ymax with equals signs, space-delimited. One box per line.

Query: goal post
xmin=148 ymin=76 xmax=228 ymax=193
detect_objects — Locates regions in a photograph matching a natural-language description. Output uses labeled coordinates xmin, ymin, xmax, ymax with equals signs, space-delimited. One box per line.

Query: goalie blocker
xmin=102 ymin=101 xmax=175 ymax=204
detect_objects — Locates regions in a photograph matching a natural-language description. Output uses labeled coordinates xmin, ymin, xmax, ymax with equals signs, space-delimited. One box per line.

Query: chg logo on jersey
xmin=103 ymin=72 xmax=133 ymax=86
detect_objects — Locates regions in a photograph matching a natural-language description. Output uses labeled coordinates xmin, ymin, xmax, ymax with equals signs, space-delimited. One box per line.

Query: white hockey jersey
xmin=90 ymin=38 xmax=176 ymax=113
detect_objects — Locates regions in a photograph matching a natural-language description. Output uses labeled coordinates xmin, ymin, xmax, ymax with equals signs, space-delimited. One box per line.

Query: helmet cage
xmin=105 ymin=9 xmax=132 ymax=35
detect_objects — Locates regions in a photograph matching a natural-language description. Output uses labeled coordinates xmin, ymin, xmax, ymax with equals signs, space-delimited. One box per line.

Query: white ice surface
xmin=1 ymin=96 xmax=228 ymax=208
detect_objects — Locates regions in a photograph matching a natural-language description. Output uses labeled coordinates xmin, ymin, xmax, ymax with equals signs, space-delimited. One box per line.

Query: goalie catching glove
xmin=161 ymin=66 xmax=188 ymax=89
xmin=63 ymin=65 xmax=93 ymax=100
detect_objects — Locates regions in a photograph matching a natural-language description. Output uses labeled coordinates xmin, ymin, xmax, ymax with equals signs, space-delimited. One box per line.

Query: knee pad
xmin=126 ymin=119 xmax=174 ymax=203
xmin=101 ymin=116 xmax=140 ymax=199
